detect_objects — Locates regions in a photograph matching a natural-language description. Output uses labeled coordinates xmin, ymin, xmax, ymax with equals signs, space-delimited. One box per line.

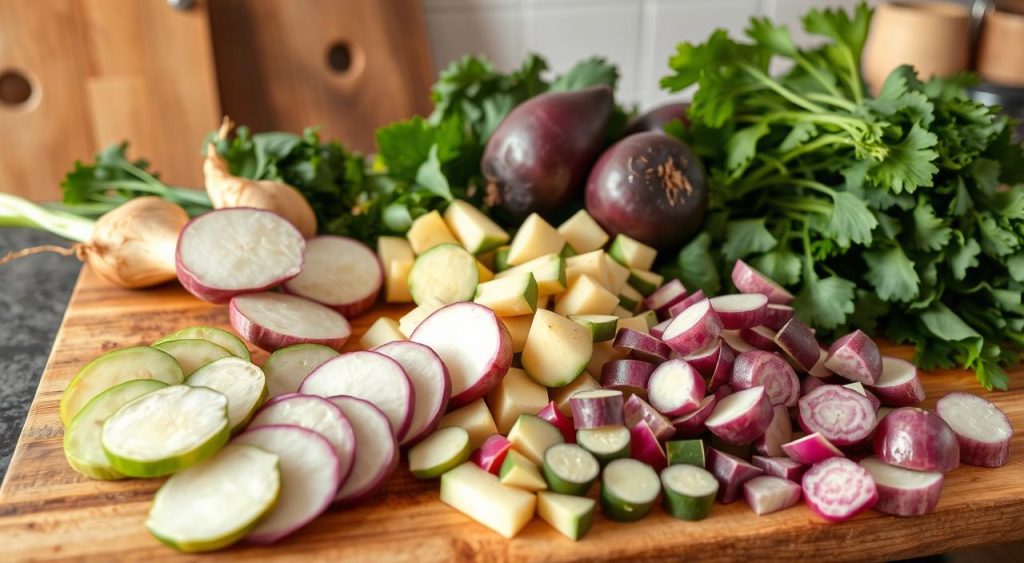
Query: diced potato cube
xmin=553 ymin=274 xmax=618 ymax=317
xmin=565 ymin=250 xmax=610 ymax=289
xmin=475 ymin=273 xmax=538 ymax=317
xmin=487 ymin=368 xmax=549 ymax=434
xmin=557 ymin=210 xmax=609 ymax=253
xmin=444 ymin=200 xmax=510 ymax=254
xmin=608 ymin=234 xmax=657 ymax=270
xmin=501 ymin=314 xmax=533 ymax=354
xmin=437 ymin=398 xmax=499 ymax=449
xmin=477 ymin=261 xmax=495 ymax=283
xmin=386 ymin=260 xmax=413 ymax=303
xmin=499 ymin=450 xmax=547 ymax=492
xmin=507 ymin=214 xmax=566 ymax=266
xmin=616 ymin=314 xmax=652 ymax=335
xmin=604 ymin=254 xmax=630 ymax=294
xmin=407 ymin=210 xmax=459 ymax=255
xmin=440 ymin=462 xmax=537 ymax=538
xmin=586 ymin=341 xmax=627 ymax=380
xmin=497 ymin=254 xmax=566 ymax=296
xmin=522 ymin=310 xmax=593 ymax=387
xmin=377 ymin=236 xmax=414 ymax=266
xmin=359 ymin=317 xmax=405 ymax=349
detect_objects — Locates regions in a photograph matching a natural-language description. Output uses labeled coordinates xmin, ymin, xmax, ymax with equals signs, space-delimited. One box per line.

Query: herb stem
xmin=0 ymin=194 xmax=95 ymax=243
xmin=739 ymin=63 xmax=826 ymax=114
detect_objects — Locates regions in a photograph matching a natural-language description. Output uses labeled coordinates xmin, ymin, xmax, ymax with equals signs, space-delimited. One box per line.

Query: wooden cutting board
xmin=1 ymin=267 xmax=1023 ymax=561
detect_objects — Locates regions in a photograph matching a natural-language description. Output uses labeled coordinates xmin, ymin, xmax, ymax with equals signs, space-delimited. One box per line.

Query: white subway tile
xmin=424 ymin=3 xmax=525 ymax=72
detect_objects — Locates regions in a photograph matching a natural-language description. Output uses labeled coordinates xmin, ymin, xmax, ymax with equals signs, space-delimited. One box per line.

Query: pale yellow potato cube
xmin=440 ymin=462 xmax=537 ymax=538
xmin=359 ymin=317 xmax=405 ymax=349
xmin=436 ymin=398 xmax=499 ymax=449
xmin=487 ymin=367 xmax=549 ymax=434
xmin=407 ymin=210 xmax=459 ymax=255
xmin=507 ymin=214 xmax=566 ymax=266
xmin=553 ymin=274 xmax=618 ymax=317
xmin=557 ymin=210 xmax=609 ymax=253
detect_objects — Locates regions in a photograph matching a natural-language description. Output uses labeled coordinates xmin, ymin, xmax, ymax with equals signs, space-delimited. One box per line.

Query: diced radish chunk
xmin=707 ymin=342 xmax=736 ymax=392
xmin=667 ymin=289 xmax=706 ymax=319
xmin=807 ymin=348 xmax=833 ymax=378
xmin=798 ymin=385 xmax=875 ymax=446
xmin=329 ymin=397 xmax=399 ymax=503
xmin=731 ymin=260 xmax=794 ymax=304
xmin=705 ymin=386 xmax=774 ymax=445
xmin=374 ymin=341 xmax=451 ymax=446
xmin=751 ymin=455 xmax=807 ymax=482
xmin=230 ymin=293 xmax=351 ymax=352
xmin=601 ymin=359 xmax=656 ymax=398
xmin=671 ymin=395 xmax=718 ymax=438
xmin=782 ymin=432 xmax=844 ymax=465
xmin=629 ymin=421 xmax=668 ymax=470
xmin=614 ymin=328 xmax=671 ymax=363
xmin=801 ymin=374 xmax=829 ymax=396
xmin=623 ymin=394 xmax=674 ymax=441
xmin=754 ymin=405 xmax=793 ymax=457
xmin=720 ymin=329 xmax=756 ymax=353
xmin=825 ymin=330 xmax=882 ymax=385
xmin=707 ymin=448 xmax=764 ymax=504
xmin=935 ymin=392 xmax=1012 ymax=468
xmin=570 ymin=389 xmax=624 ymax=429
xmin=762 ymin=304 xmax=795 ymax=330
xmin=661 ymin=299 xmax=723 ymax=355
xmin=537 ymin=401 xmax=577 ymax=443
xmin=740 ymin=326 xmax=779 ymax=351
xmin=873 ymin=407 xmax=960 ymax=472
xmin=550 ymin=372 xmax=602 ymax=417
xmin=843 ymin=381 xmax=881 ymax=411
xmin=743 ymin=475 xmax=802 ymax=515
xmin=859 ymin=457 xmax=943 ymax=516
xmin=773 ymin=318 xmax=820 ymax=372
xmin=681 ymin=340 xmax=721 ymax=377
xmin=283 ymin=236 xmax=383 ymax=317
xmin=643 ymin=279 xmax=688 ymax=320
xmin=649 ymin=318 xmax=671 ymax=340
xmin=867 ymin=357 xmax=926 ymax=407
xmin=801 ymin=457 xmax=877 ymax=522
xmin=411 ymin=302 xmax=512 ymax=408
xmin=646 ymin=359 xmax=704 ymax=417
xmin=730 ymin=350 xmax=799 ymax=407
xmin=440 ymin=462 xmax=537 ymax=538
xmin=471 ymin=434 xmax=514 ymax=475
xmin=709 ymin=293 xmax=768 ymax=330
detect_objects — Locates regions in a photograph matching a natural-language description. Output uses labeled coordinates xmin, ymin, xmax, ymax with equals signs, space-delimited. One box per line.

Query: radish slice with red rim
xmin=707 ymin=447 xmax=763 ymax=504
xmin=720 ymin=329 xmax=756 ymax=353
xmin=470 ymin=434 xmax=513 ymax=475
xmin=536 ymin=401 xmax=576 ymax=443
xmin=866 ymin=357 xmax=925 ymax=407
xmin=707 ymin=342 xmax=736 ymax=392
xmin=667 ymin=289 xmax=706 ymax=319
xmin=671 ymin=395 xmax=718 ymax=438
xmin=705 ymin=386 xmax=774 ymax=445
xmin=646 ymin=359 xmax=704 ymax=417
xmin=825 ymin=330 xmax=882 ymax=385
xmin=643 ymin=279 xmax=688 ymax=320
xmin=801 ymin=457 xmax=877 ymax=522
xmin=762 ymin=304 xmax=795 ymax=330
xmin=773 ymin=318 xmax=820 ymax=372
xmin=661 ymin=299 xmax=723 ymax=356
xmin=730 ymin=350 xmax=799 ymax=407
xmin=230 ymin=293 xmax=351 ymax=352
xmin=843 ymin=382 xmax=881 ymax=411
xmin=613 ymin=328 xmax=671 ymax=363
xmin=754 ymin=405 xmax=793 ymax=457
xmin=739 ymin=326 xmax=779 ymax=351
xmin=329 ymin=396 xmax=399 ymax=503
xmin=649 ymin=318 xmax=671 ymax=340
xmin=751 ymin=455 xmax=807 ymax=482
xmin=708 ymin=293 xmax=768 ymax=330
xmin=743 ymin=475 xmax=802 ymax=515
xmin=731 ymin=260 xmax=793 ymax=304
xmin=283 ymin=236 xmax=383 ymax=318
xmin=629 ymin=421 xmax=667 ymax=470
xmin=935 ymin=392 xmax=1012 ymax=468
xmin=601 ymin=359 xmax=656 ymax=398
xmin=798 ymin=384 xmax=875 ymax=446
xmin=623 ymin=394 xmax=674 ymax=441
xmin=681 ymin=339 xmax=721 ymax=377
xmin=570 ymin=389 xmax=625 ymax=429
xmin=801 ymin=374 xmax=829 ymax=396
xmin=807 ymin=347 xmax=833 ymax=378
xmin=374 ymin=341 xmax=452 ymax=446
xmin=781 ymin=432 xmax=844 ymax=465
xmin=859 ymin=456 xmax=943 ymax=516
xmin=873 ymin=407 xmax=959 ymax=472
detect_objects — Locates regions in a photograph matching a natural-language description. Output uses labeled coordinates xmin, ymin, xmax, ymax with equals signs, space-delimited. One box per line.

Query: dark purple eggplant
xmin=482 ymin=86 xmax=614 ymax=221
xmin=584 ymin=132 xmax=708 ymax=250
xmin=624 ymin=102 xmax=690 ymax=136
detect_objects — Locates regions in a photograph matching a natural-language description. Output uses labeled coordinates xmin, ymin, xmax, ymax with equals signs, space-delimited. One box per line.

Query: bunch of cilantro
xmin=660 ymin=2 xmax=1024 ymax=389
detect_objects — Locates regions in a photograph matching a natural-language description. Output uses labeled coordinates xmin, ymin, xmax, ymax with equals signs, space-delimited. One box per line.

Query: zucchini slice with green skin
xmin=542 ymin=443 xmax=600 ymax=496
xmin=59 ymin=346 xmax=184 ymax=426
xmin=408 ymin=243 xmax=479 ymax=306
xmin=660 ymin=464 xmax=719 ymax=521
xmin=101 ymin=385 xmax=229 ymax=477
xmin=569 ymin=314 xmax=620 ymax=342
xmin=152 ymin=339 xmax=234 ymax=376
xmin=576 ymin=425 xmax=631 ymax=465
xmin=153 ymin=326 xmax=251 ymax=362
xmin=600 ymin=458 xmax=660 ymax=522
xmin=186 ymin=357 xmax=267 ymax=432
xmin=408 ymin=426 xmax=471 ymax=479
xmin=64 ymin=379 xmax=168 ymax=480
xmin=147 ymin=443 xmax=281 ymax=552
xmin=537 ymin=491 xmax=595 ymax=541
xmin=667 ymin=439 xmax=706 ymax=468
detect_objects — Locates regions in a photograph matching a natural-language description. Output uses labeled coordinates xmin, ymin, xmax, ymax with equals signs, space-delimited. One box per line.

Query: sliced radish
xmin=613 ymin=328 xmax=671 ymax=363
xmin=329 ymin=396 xmax=399 ymax=503
xmin=672 ymin=395 xmax=718 ymax=438
xmin=709 ymin=293 xmax=768 ymax=330
xmin=705 ymin=386 xmax=774 ymax=445
xmin=411 ymin=302 xmax=512 ymax=408
xmin=661 ymin=299 xmax=723 ymax=355
xmin=234 ymin=425 xmax=339 ymax=544
xmin=707 ymin=342 xmax=736 ymax=392
xmin=801 ymin=457 xmax=877 ymax=522
xmin=754 ymin=405 xmax=793 ymax=457
xmin=649 ymin=318 xmax=671 ymax=340
xmin=470 ymin=434 xmax=514 ymax=475
xmin=936 ymin=392 xmax=1012 ymax=468
xmin=807 ymin=347 xmax=833 ymax=378
xmin=374 ymin=341 xmax=451 ymax=446
xmin=550 ymin=372 xmax=602 ymax=417
xmin=824 ymin=329 xmax=882 ymax=385
xmin=751 ymin=455 xmax=807 ymax=482
xmin=867 ymin=356 xmax=926 ymax=407
xmin=262 ymin=344 xmax=339 ymax=398
xmin=743 ymin=475 xmax=802 ymax=515
xmin=859 ymin=457 xmax=943 ymax=516
xmin=176 ymin=208 xmax=305 ymax=304
xmin=537 ymin=401 xmax=576 ymax=443
xmin=707 ymin=447 xmax=764 ymax=504
xmin=782 ymin=432 xmax=844 ymax=464
xmin=570 ymin=389 xmax=624 ymax=429
xmin=681 ymin=339 xmax=721 ymax=377
xmin=230 ymin=292 xmax=351 ymax=352
xmin=283 ymin=236 xmax=383 ymax=317
xmin=739 ymin=326 xmax=780 ymax=351
xmin=798 ymin=384 xmax=875 ymax=446
xmin=643 ymin=279 xmax=688 ymax=320
xmin=731 ymin=259 xmax=793 ymax=304
xmin=762 ymin=304 xmax=795 ymax=330
xmin=248 ymin=394 xmax=356 ymax=486
xmin=601 ymin=359 xmax=656 ymax=398
xmin=629 ymin=421 xmax=667 ymax=470
xmin=873 ymin=407 xmax=960 ymax=472
xmin=730 ymin=350 xmax=799 ymax=407
xmin=773 ymin=318 xmax=820 ymax=372
xmin=623 ymin=394 xmax=674 ymax=441
xmin=720 ymin=329 xmax=756 ymax=353
xmin=666 ymin=289 xmax=706 ymax=319
xmin=647 ymin=359 xmax=704 ymax=417
xmin=843 ymin=381 xmax=881 ymax=411
xmin=409 ymin=426 xmax=472 ymax=479
xmin=714 ymin=385 xmax=734 ymax=401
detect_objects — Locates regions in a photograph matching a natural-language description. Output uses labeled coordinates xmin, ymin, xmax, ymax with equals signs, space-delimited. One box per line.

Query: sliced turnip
xmin=661 ymin=299 xmax=723 ymax=356
xmin=537 ymin=401 xmax=577 ymax=443
xmin=740 ymin=326 xmax=779 ymax=352
xmin=773 ymin=318 xmax=820 ymax=372
xmin=623 ymin=394 xmax=674 ymax=441
xmin=234 ymin=425 xmax=339 ymax=544
xmin=707 ymin=448 xmax=764 ymax=504
xmin=551 ymin=372 xmax=602 ymax=417
xmin=643 ymin=279 xmax=688 ymax=320
xmin=824 ymin=330 xmax=882 ymax=385
xmin=859 ymin=457 xmax=943 ymax=516
xmin=873 ymin=407 xmax=960 ymax=472
xmin=177 ymin=208 xmax=305 ymax=304
xmin=649 ymin=318 xmax=671 ymax=340
xmin=646 ymin=359 xmax=704 ymax=417
xmin=230 ymin=292 xmax=351 ymax=352
xmin=410 ymin=302 xmax=512 ymax=408
xmin=754 ymin=405 xmax=793 ymax=457
xmin=720 ymin=329 xmax=756 ymax=353
xmin=798 ymin=385 xmax=876 ymax=446
xmin=329 ymin=396 xmax=399 ymax=503
xmin=705 ymin=386 xmax=774 ymax=445
xmin=613 ymin=328 xmax=671 ymax=363
xmin=731 ymin=259 xmax=793 ymax=304
xmin=374 ymin=341 xmax=451 ymax=446
xmin=470 ymin=434 xmax=514 ymax=475
xmin=262 ymin=344 xmax=339 ymax=398
xmin=671 ymin=395 xmax=718 ymax=438
xmin=867 ymin=357 xmax=926 ymax=407
xmin=709 ymin=293 xmax=768 ymax=330
xmin=762 ymin=304 xmax=795 ymax=330
xmin=681 ymin=339 xmax=721 ymax=377
xmin=730 ymin=350 xmax=799 ymax=407
xmin=282 ymin=236 xmax=382 ymax=317
xmin=300 ymin=351 xmax=413 ymax=440
xmin=629 ymin=421 xmax=668 ymax=470
xmin=667 ymin=289 xmax=706 ymax=319
xmin=801 ymin=457 xmax=877 ymax=522
xmin=570 ymin=389 xmax=624 ymax=429
xmin=743 ymin=475 xmax=802 ymax=515
xmin=707 ymin=342 xmax=736 ymax=393
xmin=782 ymin=432 xmax=844 ymax=464
xmin=751 ymin=455 xmax=807 ymax=482
xmin=935 ymin=392 xmax=1012 ymax=468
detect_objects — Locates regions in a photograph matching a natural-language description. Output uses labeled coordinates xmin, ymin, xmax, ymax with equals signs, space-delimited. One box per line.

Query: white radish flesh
xmin=801 ymin=457 xmax=877 ymax=522
xmin=283 ymin=236 xmax=383 ymax=318
xmin=709 ymin=293 xmax=768 ymax=330
xmin=873 ymin=407 xmax=960 ymax=472
xmin=681 ymin=339 xmax=721 ymax=377
xmin=329 ymin=396 xmax=400 ymax=503
xmin=671 ymin=395 xmax=718 ymax=438
xmin=629 ymin=421 xmax=667 ymax=470
xmin=647 ymin=359 xmax=705 ymax=417
xmin=807 ymin=347 xmax=833 ymax=378
xmin=859 ymin=456 xmax=943 ymax=516
xmin=740 ymin=326 xmax=779 ymax=351
xmin=262 ymin=343 xmax=339 ymax=398
xmin=731 ymin=260 xmax=793 ymax=304
xmin=707 ymin=342 xmax=736 ymax=392
xmin=705 ymin=386 xmax=774 ymax=445
xmin=782 ymin=432 xmax=844 ymax=465
xmin=642 ymin=279 xmax=688 ymax=319
xmin=729 ymin=350 xmax=799 ymax=407
xmin=661 ymin=299 xmax=723 ymax=355
xmin=743 ymin=475 xmax=802 ymax=515
xmin=824 ymin=330 xmax=882 ymax=385
xmin=230 ymin=292 xmax=351 ymax=352
xmin=185 ymin=356 xmax=267 ymax=431
xmin=867 ymin=357 xmax=926 ymax=407
xmin=375 ymin=341 xmax=452 ymax=446
xmin=935 ymin=392 xmax=1012 ymax=468
xmin=667 ymin=289 xmax=706 ymax=319
xmin=762 ymin=304 xmax=795 ymax=330
xmin=720 ymin=329 xmax=756 ymax=354
xmin=798 ymin=384 xmax=875 ymax=446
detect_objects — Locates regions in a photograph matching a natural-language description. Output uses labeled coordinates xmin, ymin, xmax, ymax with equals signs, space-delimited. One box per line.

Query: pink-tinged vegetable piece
xmin=470 ymin=434 xmax=514 ymax=475
xmin=824 ymin=330 xmax=882 ymax=385
xmin=630 ymin=421 xmax=668 ymax=471
xmin=709 ymin=293 xmax=768 ymax=330
xmin=798 ymin=385 xmax=875 ymax=446
xmin=661 ymin=299 xmax=723 ymax=355
xmin=935 ymin=392 xmax=1012 ymax=468
xmin=329 ymin=396 xmax=400 ymax=503
xmin=739 ymin=326 xmax=779 ymax=352
xmin=647 ymin=359 xmax=705 ymax=417
xmin=537 ymin=401 xmax=577 ymax=443
xmin=806 ymin=348 xmax=833 ymax=378
xmin=773 ymin=318 xmax=820 ymax=372
xmin=643 ymin=279 xmax=688 ymax=320
xmin=720 ymin=329 xmax=756 ymax=353
xmin=707 ymin=342 xmax=736 ymax=392
xmin=650 ymin=318 xmax=671 ymax=340
xmin=614 ymin=328 xmax=671 ymax=363
xmin=230 ymin=292 xmax=351 ymax=352
xmin=859 ymin=457 xmax=943 ymax=516
xmin=234 ymin=425 xmax=339 ymax=544
xmin=667 ymin=289 xmax=706 ymax=319
xmin=730 ymin=350 xmax=799 ymax=407
xmin=601 ymin=359 xmax=656 ymax=398
xmin=866 ymin=357 xmax=925 ymax=407
xmin=299 ymin=351 xmax=414 ymax=440
xmin=682 ymin=339 xmax=721 ymax=377
xmin=282 ymin=236 xmax=383 ymax=318
xmin=843 ymin=382 xmax=881 ymax=411
xmin=672 ymin=395 xmax=718 ymax=438
xmin=707 ymin=448 xmax=764 ymax=504
xmin=743 ymin=475 xmax=802 ymax=515
xmin=705 ymin=386 xmax=774 ymax=445
xmin=762 ymin=304 xmax=795 ymax=331
xmin=714 ymin=385 xmax=734 ymax=402
xmin=873 ymin=407 xmax=960 ymax=472
xmin=801 ymin=375 xmax=828 ymax=396
xmin=411 ymin=302 xmax=513 ymax=409
xmin=176 ymin=208 xmax=306 ymax=304
xmin=754 ymin=405 xmax=793 ymax=457
xmin=801 ymin=457 xmax=877 ymax=522
xmin=751 ymin=455 xmax=807 ymax=482
xmin=782 ymin=432 xmax=844 ymax=465
xmin=570 ymin=389 xmax=625 ymax=429
xmin=731 ymin=260 xmax=794 ymax=305
xmin=375 ymin=341 xmax=451 ymax=446
xmin=623 ymin=394 xmax=674 ymax=441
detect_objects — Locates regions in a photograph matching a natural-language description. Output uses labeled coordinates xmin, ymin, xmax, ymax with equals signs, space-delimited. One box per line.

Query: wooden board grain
xmin=1 ymin=266 xmax=1023 ymax=561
